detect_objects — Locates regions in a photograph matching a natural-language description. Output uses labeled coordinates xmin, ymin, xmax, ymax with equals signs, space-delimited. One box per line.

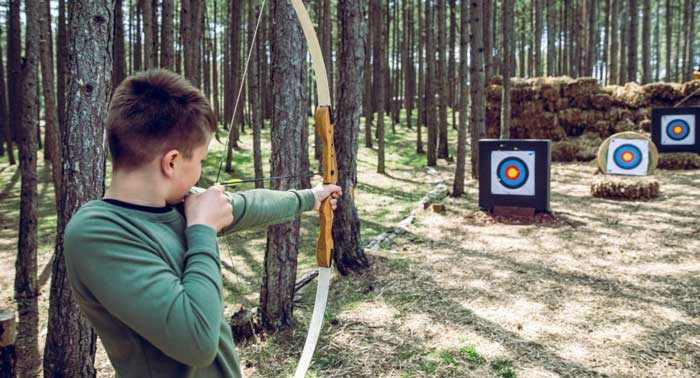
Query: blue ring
xmin=666 ymin=119 xmax=690 ymax=141
xmin=613 ymin=144 xmax=643 ymax=170
xmin=497 ymin=157 xmax=529 ymax=189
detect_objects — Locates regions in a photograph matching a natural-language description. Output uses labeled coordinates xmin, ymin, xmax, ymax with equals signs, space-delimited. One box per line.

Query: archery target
xmin=491 ymin=150 xmax=536 ymax=196
xmin=606 ymin=138 xmax=649 ymax=176
xmin=660 ymin=114 xmax=695 ymax=146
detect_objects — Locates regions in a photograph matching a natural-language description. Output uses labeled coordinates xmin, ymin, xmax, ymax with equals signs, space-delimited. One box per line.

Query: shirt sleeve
xmin=64 ymin=219 xmax=223 ymax=367
xmin=186 ymin=187 xmax=315 ymax=234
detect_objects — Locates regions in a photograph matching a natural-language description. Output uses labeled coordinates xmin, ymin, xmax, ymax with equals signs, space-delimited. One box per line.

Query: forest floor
xmin=0 ymin=114 xmax=698 ymax=378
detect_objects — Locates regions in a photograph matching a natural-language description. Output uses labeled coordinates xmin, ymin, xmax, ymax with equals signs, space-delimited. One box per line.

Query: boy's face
xmin=168 ymin=136 xmax=211 ymax=204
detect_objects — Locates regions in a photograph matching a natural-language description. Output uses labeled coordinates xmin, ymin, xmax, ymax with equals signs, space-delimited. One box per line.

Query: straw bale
xmin=590 ymin=93 xmax=614 ymax=110
xmin=569 ymin=132 xmax=603 ymax=161
xmin=591 ymin=176 xmax=660 ymax=200
xmin=642 ymin=82 xmax=683 ymax=101
xmin=551 ymin=141 xmax=579 ymax=162
xmin=657 ymin=153 xmax=700 ymax=170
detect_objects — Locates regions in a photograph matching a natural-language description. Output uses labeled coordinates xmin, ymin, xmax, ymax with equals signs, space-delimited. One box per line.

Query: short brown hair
xmin=106 ymin=69 xmax=217 ymax=170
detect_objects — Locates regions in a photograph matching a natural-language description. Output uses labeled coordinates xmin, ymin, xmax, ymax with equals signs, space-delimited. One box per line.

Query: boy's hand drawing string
xmin=213 ymin=2 xmax=337 ymax=377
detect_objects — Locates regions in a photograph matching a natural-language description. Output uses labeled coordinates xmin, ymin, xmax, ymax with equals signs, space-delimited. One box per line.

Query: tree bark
xmin=373 ymin=0 xmax=386 ymax=173
xmin=142 ymin=0 xmax=154 ymax=69
xmin=8 ymin=0 xmax=22 ymax=144
xmin=363 ymin=4 xmax=373 ymax=149
xmin=437 ymin=0 xmax=449 ymax=159
xmin=619 ymin=1 xmax=628 ymax=83
xmin=470 ymin=0 xmax=486 ymax=178
xmin=501 ymin=0 xmax=514 ymax=139
xmin=534 ymin=0 xmax=543 ymax=76
xmin=417 ymin=2 xmax=424 ymax=154
xmin=39 ymin=0 xmax=61 ymax=198
xmin=15 ymin=0 xmax=41 ymax=375
xmin=0 ymin=25 xmax=15 ymax=165
xmin=547 ymin=0 xmax=556 ymax=76
xmin=642 ymin=0 xmax=651 ymax=83
xmin=160 ymin=0 xmax=174 ymax=70
xmin=665 ymin=0 xmax=672 ymax=80
xmin=43 ymin=0 xmax=113 ymax=375
xmin=628 ymin=0 xmax=638 ymax=82
xmin=425 ymin=0 xmax=437 ymax=166
xmin=453 ymin=0 xmax=469 ymax=197
xmin=609 ymin=0 xmax=619 ymax=84
xmin=260 ymin=0 xmax=305 ymax=331
xmin=249 ymin=0 xmax=263 ymax=188
xmin=334 ymin=0 xmax=370 ymax=274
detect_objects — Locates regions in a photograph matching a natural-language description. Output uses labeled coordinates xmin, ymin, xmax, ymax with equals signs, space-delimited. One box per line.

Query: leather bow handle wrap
xmin=315 ymin=106 xmax=336 ymax=268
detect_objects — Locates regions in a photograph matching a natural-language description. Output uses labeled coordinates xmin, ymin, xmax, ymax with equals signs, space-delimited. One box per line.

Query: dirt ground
xmin=288 ymin=161 xmax=699 ymax=378
xmin=1 ymin=150 xmax=698 ymax=377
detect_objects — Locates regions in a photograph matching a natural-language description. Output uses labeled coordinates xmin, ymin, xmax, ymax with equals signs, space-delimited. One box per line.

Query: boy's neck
xmin=104 ymin=168 xmax=169 ymax=207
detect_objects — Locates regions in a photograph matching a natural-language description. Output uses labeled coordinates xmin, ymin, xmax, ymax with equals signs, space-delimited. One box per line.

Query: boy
xmin=63 ymin=69 xmax=341 ymax=378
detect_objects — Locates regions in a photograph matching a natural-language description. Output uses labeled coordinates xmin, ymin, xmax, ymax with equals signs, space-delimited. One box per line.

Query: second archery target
xmin=479 ymin=140 xmax=551 ymax=212
xmin=606 ymin=138 xmax=649 ymax=176
xmin=651 ymin=107 xmax=700 ymax=152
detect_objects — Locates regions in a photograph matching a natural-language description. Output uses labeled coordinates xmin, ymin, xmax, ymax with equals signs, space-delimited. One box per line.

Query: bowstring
xmin=218 ymin=0 xmax=267 ymax=314
xmin=216 ymin=0 xmax=268 ymax=184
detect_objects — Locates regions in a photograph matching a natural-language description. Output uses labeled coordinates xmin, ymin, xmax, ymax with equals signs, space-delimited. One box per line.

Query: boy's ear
xmin=161 ymin=149 xmax=180 ymax=178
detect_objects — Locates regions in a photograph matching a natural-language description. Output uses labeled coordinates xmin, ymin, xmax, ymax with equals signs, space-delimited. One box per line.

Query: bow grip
xmin=315 ymin=106 xmax=335 ymax=268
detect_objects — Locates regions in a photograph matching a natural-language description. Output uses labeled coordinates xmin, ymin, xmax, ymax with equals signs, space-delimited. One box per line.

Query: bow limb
xmin=289 ymin=1 xmax=336 ymax=377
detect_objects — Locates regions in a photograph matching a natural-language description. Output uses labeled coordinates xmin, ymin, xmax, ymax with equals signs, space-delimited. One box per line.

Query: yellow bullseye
xmin=506 ymin=167 xmax=519 ymax=179
xmin=621 ymin=151 xmax=634 ymax=162
xmin=673 ymin=125 xmax=684 ymax=135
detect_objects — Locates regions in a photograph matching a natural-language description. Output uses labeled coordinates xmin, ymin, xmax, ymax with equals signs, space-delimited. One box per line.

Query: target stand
xmin=651 ymin=107 xmax=700 ymax=153
xmin=479 ymin=139 xmax=551 ymax=213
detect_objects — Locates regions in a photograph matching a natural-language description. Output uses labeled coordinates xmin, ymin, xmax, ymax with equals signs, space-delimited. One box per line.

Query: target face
xmin=660 ymin=114 xmax=695 ymax=145
xmin=491 ymin=150 xmax=536 ymax=196
xmin=606 ymin=138 xmax=649 ymax=176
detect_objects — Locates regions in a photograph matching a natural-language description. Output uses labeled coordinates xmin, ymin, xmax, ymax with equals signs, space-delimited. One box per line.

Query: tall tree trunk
xmin=673 ymin=0 xmax=681 ymax=82
xmin=546 ymin=0 xmax=556 ymax=76
xmin=417 ymin=2 xmax=424 ymax=154
xmin=453 ymin=0 xmax=469 ymax=197
xmin=44 ymin=1 xmax=113 ymax=376
xmin=212 ymin=0 xmax=220 ymax=120
xmin=501 ymin=0 xmax=514 ymax=139
xmin=363 ymin=4 xmax=373 ymax=149
xmin=587 ymin=0 xmax=597 ymax=76
xmin=534 ymin=0 xmax=543 ymax=76
xmin=437 ymin=0 xmax=448 ymax=159
xmin=135 ymin=0 xmax=143 ymax=71
xmin=260 ymin=0 xmax=304 ymax=332
xmin=426 ymin=0 xmax=437 ymax=166
xmin=483 ymin=0 xmax=491 ymax=80
xmin=181 ymin=0 xmax=192 ymax=79
xmin=39 ymin=0 xmax=61 ymax=197
xmin=249 ymin=0 xmax=263 ymax=187
xmin=57 ymin=0 xmax=67 ymax=136
xmin=160 ymin=0 xmax=174 ymax=69
xmin=15 ymin=0 xmax=41 ymax=376
xmin=619 ymin=1 xmax=628 ymax=83
xmin=8 ymin=0 xmax=22 ymax=144
xmin=142 ymin=0 xmax=153 ymax=69
xmin=642 ymin=0 xmax=651 ymax=83
xmin=448 ymin=0 xmax=456 ymax=109
xmin=113 ymin=0 xmax=126 ymax=88
xmin=665 ymin=0 xmax=672 ymax=81
xmin=654 ymin=0 xmax=661 ymax=81
xmin=470 ymin=0 xmax=486 ymax=178
xmin=0 ymin=25 xmax=13 ymax=165
xmin=684 ymin=0 xmax=695 ymax=80
xmin=628 ymin=0 xmax=638 ymax=82
xmin=609 ymin=0 xmax=619 ymax=84
xmin=603 ymin=0 xmax=611 ymax=85
xmin=374 ymin=0 xmax=386 ymax=173
xmin=334 ymin=0 xmax=370 ymax=274
xmin=405 ymin=0 xmax=415 ymax=130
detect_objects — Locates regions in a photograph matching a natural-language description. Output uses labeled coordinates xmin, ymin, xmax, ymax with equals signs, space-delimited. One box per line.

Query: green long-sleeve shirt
xmin=64 ymin=188 xmax=316 ymax=378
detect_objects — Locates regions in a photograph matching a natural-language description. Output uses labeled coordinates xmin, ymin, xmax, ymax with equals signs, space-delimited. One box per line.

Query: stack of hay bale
xmin=486 ymin=77 xmax=700 ymax=164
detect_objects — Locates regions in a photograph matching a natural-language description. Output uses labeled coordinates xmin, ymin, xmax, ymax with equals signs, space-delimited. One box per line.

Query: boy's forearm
xmin=220 ymin=188 xmax=316 ymax=234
